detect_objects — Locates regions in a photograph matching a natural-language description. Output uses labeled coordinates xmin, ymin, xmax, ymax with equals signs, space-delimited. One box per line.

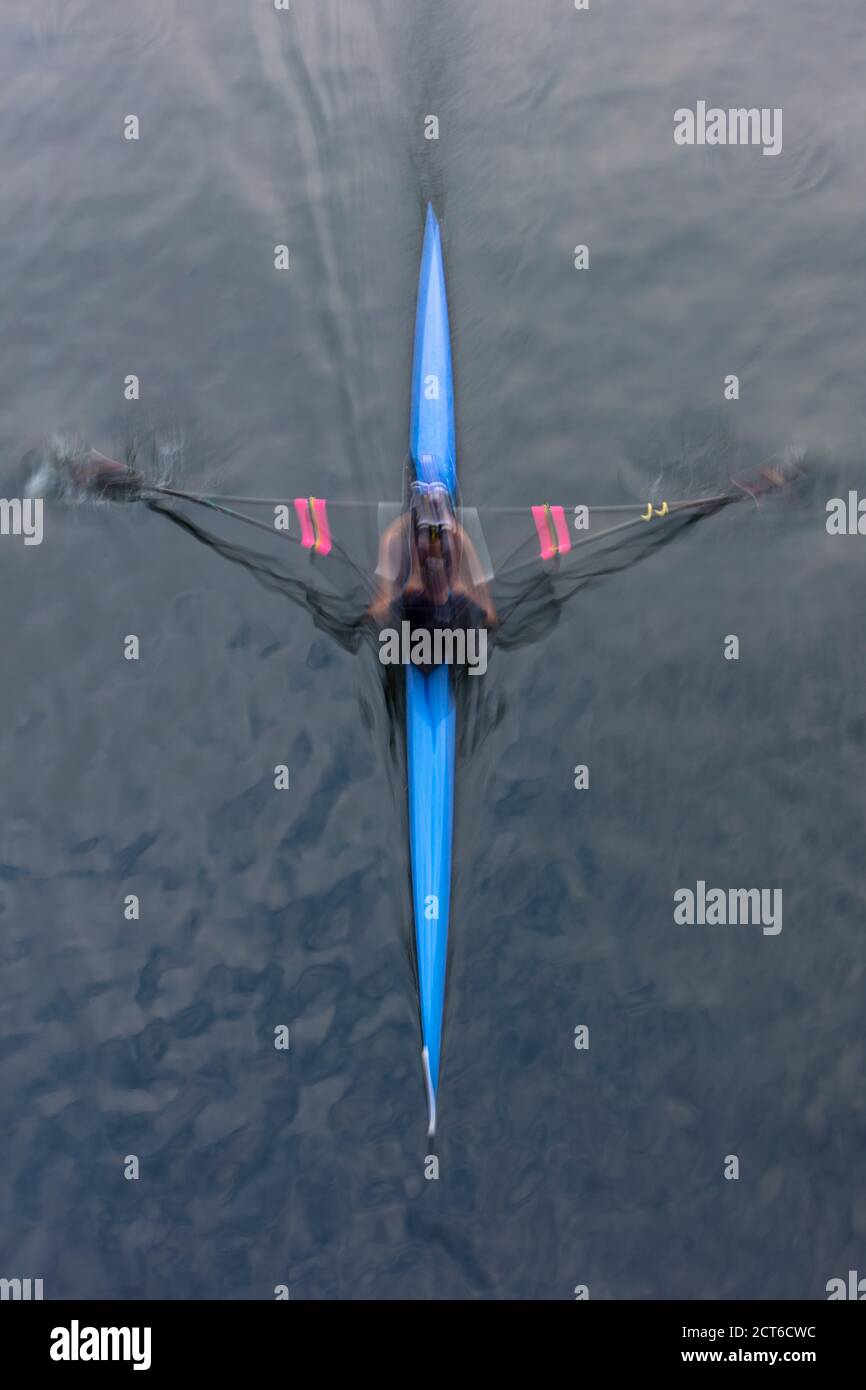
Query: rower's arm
xmin=455 ymin=525 xmax=497 ymax=625
xmin=368 ymin=515 xmax=409 ymax=621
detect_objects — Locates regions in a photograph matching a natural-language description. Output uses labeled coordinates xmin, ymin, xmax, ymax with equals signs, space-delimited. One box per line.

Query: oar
xmin=141 ymin=484 xmax=372 ymax=583
xmin=493 ymin=493 xmax=740 ymax=583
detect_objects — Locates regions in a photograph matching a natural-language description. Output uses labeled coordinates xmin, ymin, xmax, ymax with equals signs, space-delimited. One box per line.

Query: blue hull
xmin=406 ymin=205 xmax=456 ymax=1136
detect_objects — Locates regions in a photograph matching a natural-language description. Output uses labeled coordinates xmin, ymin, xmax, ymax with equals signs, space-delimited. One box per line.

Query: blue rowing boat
xmin=406 ymin=205 xmax=456 ymax=1137
xmin=47 ymin=202 xmax=791 ymax=1144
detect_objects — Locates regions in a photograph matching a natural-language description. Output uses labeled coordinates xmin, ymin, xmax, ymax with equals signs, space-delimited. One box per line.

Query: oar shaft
xmin=194 ymin=496 xmax=374 ymax=508
xmin=145 ymin=486 xmax=303 ymax=542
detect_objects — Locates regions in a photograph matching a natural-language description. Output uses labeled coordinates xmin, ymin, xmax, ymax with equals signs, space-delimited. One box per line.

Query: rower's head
xmin=409 ymin=480 xmax=455 ymax=533
xmin=409 ymin=481 xmax=456 ymax=603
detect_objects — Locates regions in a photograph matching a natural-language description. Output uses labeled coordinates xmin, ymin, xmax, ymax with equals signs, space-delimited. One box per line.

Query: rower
xmin=367 ymin=480 xmax=497 ymax=630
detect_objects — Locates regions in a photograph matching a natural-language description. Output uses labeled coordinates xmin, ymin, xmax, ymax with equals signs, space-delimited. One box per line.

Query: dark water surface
xmin=1 ymin=0 xmax=864 ymax=1299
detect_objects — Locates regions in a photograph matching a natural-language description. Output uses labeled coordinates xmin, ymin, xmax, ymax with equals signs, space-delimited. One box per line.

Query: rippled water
xmin=1 ymin=0 xmax=864 ymax=1299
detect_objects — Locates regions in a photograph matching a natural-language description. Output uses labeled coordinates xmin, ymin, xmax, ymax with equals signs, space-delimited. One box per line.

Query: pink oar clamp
xmin=550 ymin=505 xmax=571 ymax=555
xmin=531 ymin=504 xmax=556 ymax=561
xmin=294 ymin=497 xmax=315 ymax=549
xmin=294 ymin=497 xmax=332 ymax=553
xmin=311 ymin=497 xmax=332 ymax=555
xmin=532 ymin=504 xmax=570 ymax=559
